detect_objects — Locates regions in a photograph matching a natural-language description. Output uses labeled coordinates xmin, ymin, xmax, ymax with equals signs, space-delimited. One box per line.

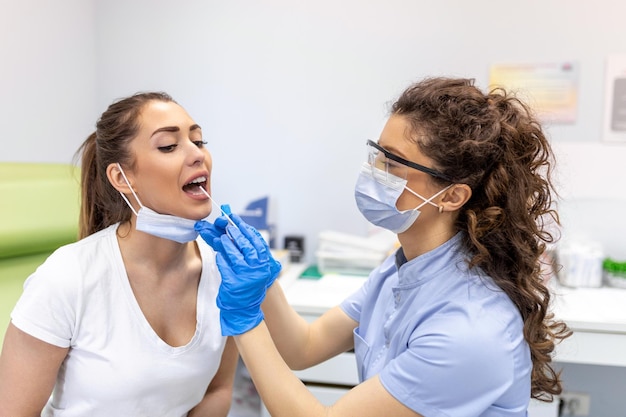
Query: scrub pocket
xmin=352 ymin=327 xmax=370 ymax=383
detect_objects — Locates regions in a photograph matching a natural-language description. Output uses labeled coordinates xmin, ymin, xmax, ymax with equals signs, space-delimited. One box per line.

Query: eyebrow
xmin=380 ymin=143 xmax=409 ymax=159
xmin=151 ymin=124 xmax=202 ymax=137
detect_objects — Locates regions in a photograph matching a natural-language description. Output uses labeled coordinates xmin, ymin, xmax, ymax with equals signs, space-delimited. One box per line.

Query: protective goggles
xmin=366 ymin=140 xmax=451 ymax=182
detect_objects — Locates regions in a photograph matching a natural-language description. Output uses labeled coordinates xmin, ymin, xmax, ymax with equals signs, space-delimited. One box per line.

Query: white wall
xmin=0 ymin=0 xmax=97 ymax=163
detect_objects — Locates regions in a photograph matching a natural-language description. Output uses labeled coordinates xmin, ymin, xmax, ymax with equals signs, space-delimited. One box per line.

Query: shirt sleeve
xmin=379 ymin=306 xmax=521 ymax=417
xmin=11 ymin=246 xmax=79 ymax=348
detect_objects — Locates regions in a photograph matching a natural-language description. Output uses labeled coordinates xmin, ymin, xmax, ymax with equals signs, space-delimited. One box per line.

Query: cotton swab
xmin=199 ymin=186 xmax=236 ymax=227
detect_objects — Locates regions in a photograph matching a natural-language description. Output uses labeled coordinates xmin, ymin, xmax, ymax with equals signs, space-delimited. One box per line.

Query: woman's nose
xmin=185 ymin=141 xmax=206 ymax=165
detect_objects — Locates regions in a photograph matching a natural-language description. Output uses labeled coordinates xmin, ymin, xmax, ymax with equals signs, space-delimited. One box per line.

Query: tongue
xmin=183 ymin=183 xmax=202 ymax=194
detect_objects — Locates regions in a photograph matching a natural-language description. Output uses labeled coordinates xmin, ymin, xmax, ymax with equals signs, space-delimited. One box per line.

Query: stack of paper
xmin=315 ymin=230 xmax=398 ymax=276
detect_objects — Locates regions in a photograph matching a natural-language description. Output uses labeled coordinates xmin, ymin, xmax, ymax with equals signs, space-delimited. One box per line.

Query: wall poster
xmin=603 ymin=55 xmax=626 ymax=142
xmin=489 ymin=61 xmax=579 ymax=124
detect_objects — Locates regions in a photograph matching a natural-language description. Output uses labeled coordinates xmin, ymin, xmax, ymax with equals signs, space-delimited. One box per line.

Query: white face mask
xmin=116 ymin=163 xmax=200 ymax=243
xmin=354 ymin=162 xmax=452 ymax=233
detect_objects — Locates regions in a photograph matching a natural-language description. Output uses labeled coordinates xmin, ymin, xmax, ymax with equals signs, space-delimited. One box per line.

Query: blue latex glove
xmin=198 ymin=203 xmax=282 ymax=289
xmin=194 ymin=204 xmax=233 ymax=251
xmin=213 ymin=224 xmax=270 ymax=336
xmin=227 ymin=214 xmax=282 ymax=289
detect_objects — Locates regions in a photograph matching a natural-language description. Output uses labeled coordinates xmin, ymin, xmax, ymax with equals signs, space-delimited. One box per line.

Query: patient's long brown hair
xmin=391 ymin=77 xmax=571 ymax=401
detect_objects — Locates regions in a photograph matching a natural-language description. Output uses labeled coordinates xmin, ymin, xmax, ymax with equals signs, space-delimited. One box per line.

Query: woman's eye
xmin=193 ymin=140 xmax=207 ymax=148
xmin=158 ymin=144 xmax=177 ymax=153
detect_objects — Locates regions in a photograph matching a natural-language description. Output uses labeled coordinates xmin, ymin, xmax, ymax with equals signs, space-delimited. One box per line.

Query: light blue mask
xmin=354 ymin=162 xmax=451 ymax=233
xmin=116 ymin=164 xmax=200 ymax=243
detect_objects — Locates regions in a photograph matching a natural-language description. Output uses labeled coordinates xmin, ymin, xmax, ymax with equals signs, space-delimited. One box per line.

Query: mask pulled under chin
xmin=116 ymin=162 xmax=202 ymax=244
xmin=135 ymin=206 xmax=200 ymax=243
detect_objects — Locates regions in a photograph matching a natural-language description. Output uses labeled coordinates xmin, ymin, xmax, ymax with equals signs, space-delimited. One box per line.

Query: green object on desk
xmin=300 ymin=265 xmax=323 ymax=279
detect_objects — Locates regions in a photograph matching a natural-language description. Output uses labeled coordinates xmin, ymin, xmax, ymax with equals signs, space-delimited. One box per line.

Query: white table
xmin=550 ymin=282 xmax=626 ymax=367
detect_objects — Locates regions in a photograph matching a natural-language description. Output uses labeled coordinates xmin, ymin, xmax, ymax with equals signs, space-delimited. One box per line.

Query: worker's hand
xmin=195 ymin=216 xmax=230 ymax=251
xmin=212 ymin=224 xmax=270 ymax=336
xmin=229 ymin=213 xmax=282 ymax=289
xmin=202 ymin=205 xmax=281 ymax=287
xmin=195 ymin=204 xmax=236 ymax=249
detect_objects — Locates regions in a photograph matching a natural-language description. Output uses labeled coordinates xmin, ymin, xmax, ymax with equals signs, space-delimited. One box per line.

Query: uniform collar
xmin=395 ymin=232 xmax=466 ymax=287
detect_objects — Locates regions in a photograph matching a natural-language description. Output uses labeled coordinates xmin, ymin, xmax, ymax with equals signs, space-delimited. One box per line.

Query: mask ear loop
xmin=405 ymin=183 xmax=454 ymax=210
xmin=116 ymin=163 xmax=143 ymax=216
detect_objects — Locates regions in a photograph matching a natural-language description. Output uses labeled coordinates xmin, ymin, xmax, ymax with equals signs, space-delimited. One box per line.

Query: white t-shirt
xmin=11 ymin=224 xmax=227 ymax=417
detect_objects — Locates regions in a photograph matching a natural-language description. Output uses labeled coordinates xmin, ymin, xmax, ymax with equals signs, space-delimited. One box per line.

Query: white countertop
xmin=550 ymin=281 xmax=626 ymax=333
xmin=278 ymin=263 xmax=366 ymax=316
xmin=280 ymin=264 xmax=626 ymax=335
xmin=278 ymin=264 xmax=626 ymax=367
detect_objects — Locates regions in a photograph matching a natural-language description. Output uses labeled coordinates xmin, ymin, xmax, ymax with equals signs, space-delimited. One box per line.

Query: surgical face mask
xmin=354 ymin=162 xmax=452 ymax=233
xmin=116 ymin=163 xmax=200 ymax=243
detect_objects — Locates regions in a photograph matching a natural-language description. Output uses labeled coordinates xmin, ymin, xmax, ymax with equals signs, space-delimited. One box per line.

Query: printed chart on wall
xmin=603 ymin=55 xmax=626 ymax=142
xmin=488 ymin=61 xmax=579 ymax=124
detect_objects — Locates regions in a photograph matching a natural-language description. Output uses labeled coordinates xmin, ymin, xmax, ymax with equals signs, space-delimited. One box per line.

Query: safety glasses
xmin=366 ymin=140 xmax=451 ymax=182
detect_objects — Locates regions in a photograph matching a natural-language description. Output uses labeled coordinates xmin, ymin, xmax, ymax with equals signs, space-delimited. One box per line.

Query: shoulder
xmin=38 ymin=225 xmax=118 ymax=275
xmin=416 ymin=275 xmax=527 ymax=370
xmin=23 ymin=225 xmax=121 ymax=295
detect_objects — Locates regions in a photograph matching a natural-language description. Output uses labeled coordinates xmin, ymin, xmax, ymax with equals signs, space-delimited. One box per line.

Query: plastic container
xmin=603 ymin=258 xmax=626 ymax=289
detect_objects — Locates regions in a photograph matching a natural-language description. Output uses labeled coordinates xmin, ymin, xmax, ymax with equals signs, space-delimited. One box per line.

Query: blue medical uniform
xmin=340 ymin=233 xmax=531 ymax=417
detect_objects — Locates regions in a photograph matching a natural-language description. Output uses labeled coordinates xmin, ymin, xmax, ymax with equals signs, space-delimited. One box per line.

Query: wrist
xmin=219 ymin=308 xmax=264 ymax=336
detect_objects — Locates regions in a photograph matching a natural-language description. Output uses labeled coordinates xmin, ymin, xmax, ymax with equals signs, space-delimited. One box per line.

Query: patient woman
xmin=0 ymin=92 xmax=238 ymax=416
xmin=198 ymin=77 xmax=572 ymax=417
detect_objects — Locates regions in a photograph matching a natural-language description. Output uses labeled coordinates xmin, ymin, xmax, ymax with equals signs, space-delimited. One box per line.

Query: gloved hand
xmin=212 ymin=224 xmax=270 ymax=336
xmin=197 ymin=204 xmax=282 ymax=289
xmin=194 ymin=204 xmax=233 ymax=251
xmin=228 ymin=214 xmax=282 ymax=289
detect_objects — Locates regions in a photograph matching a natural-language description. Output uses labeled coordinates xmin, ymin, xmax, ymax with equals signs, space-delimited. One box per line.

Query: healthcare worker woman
xmin=197 ymin=77 xmax=572 ymax=417
xmin=0 ymin=92 xmax=238 ymax=416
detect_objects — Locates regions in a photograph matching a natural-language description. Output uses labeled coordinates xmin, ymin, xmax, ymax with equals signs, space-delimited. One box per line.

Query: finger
xmin=218 ymin=234 xmax=246 ymax=267
xmin=226 ymin=224 xmax=260 ymax=263
xmin=212 ymin=236 xmax=225 ymax=253
xmin=194 ymin=220 xmax=218 ymax=236
xmin=214 ymin=216 xmax=230 ymax=230
xmin=230 ymin=214 xmax=269 ymax=261
xmin=215 ymin=252 xmax=232 ymax=281
xmin=194 ymin=220 xmax=223 ymax=249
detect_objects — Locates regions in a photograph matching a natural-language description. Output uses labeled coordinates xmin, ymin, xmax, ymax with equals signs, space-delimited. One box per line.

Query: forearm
xmin=235 ymin=322 xmax=328 ymax=417
xmin=263 ymin=283 xmax=357 ymax=370
xmin=261 ymin=282 xmax=315 ymax=368
xmin=187 ymin=386 xmax=233 ymax=417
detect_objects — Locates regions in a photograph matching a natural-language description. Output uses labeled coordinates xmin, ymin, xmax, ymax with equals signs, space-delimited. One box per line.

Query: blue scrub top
xmin=340 ymin=233 xmax=531 ymax=417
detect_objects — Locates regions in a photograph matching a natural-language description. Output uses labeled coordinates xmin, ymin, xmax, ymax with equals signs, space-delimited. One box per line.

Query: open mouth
xmin=182 ymin=176 xmax=207 ymax=195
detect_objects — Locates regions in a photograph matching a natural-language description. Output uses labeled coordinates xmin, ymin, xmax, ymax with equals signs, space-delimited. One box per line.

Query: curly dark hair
xmin=391 ymin=77 xmax=571 ymax=401
xmin=74 ymin=92 xmax=176 ymax=239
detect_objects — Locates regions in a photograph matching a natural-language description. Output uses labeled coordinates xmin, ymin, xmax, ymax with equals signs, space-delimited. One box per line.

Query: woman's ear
xmin=439 ymin=184 xmax=472 ymax=213
xmin=106 ymin=163 xmax=133 ymax=194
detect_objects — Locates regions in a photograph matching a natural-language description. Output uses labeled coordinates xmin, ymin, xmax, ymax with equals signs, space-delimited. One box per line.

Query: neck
xmin=116 ymin=221 xmax=198 ymax=275
xmin=397 ymin=220 xmax=456 ymax=261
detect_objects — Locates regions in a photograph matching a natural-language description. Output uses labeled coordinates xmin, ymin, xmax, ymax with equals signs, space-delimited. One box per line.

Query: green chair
xmin=0 ymin=162 xmax=80 ymax=346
